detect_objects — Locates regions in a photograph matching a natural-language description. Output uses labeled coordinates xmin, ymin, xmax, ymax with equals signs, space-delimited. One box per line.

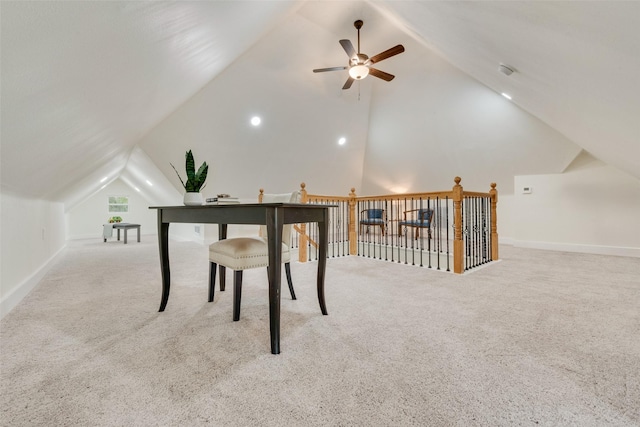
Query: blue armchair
xmin=398 ymin=209 xmax=433 ymax=239
xmin=359 ymin=208 xmax=386 ymax=236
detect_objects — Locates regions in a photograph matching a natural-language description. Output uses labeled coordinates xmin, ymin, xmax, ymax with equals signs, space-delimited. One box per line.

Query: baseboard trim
xmin=513 ymin=240 xmax=639 ymax=258
xmin=68 ymin=232 xmax=155 ymax=240
xmin=1 ymin=244 xmax=67 ymax=319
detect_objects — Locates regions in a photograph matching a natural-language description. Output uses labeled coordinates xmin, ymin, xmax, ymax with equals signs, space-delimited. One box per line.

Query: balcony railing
xmin=291 ymin=177 xmax=498 ymax=274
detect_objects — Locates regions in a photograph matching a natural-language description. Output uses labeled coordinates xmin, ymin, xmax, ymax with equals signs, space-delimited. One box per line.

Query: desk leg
xmin=137 ymin=226 xmax=140 ymax=242
xmin=117 ymin=229 xmax=121 ymax=241
xmin=157 ymin=211 xmax=171 ymax=312
xmin=124 ymin=229 xmax=128 ymax=244
xmin=317 ymin=212 xmax=329 ymax=316
xmin=218 ymin=224 xmax=227 ymax=291
xmin=266 ymin=207 xmax=283 ymax=354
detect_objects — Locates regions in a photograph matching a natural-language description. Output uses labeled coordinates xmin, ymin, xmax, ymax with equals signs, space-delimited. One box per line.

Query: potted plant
xmin=108 ymin=216 xmax=123 ymax=223
xmin=171 ymin=150 xmax=208 ymax=206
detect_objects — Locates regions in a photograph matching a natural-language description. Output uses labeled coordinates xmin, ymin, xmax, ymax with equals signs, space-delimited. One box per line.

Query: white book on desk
xmin=206 ymin=197 xmax=240 ymax=205
xmin=206 ymin=201 xmax=241 ymax=205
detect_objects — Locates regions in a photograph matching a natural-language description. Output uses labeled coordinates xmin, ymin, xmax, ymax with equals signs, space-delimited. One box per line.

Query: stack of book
xmin=206 ymin=195 xmax=240 ymax=205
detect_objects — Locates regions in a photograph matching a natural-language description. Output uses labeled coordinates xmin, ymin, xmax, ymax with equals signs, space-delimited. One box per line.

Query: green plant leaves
xmin=185 ymin=150 xmax=196 ymax=182
xmin=172 ymin=150 xmax=208 ymax=192
xmin=195 ymin=162 xmax=208 ymax=190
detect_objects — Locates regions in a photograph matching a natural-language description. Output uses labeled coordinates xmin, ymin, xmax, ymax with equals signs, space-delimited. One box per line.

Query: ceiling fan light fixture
xmin=349 ymin=64 xmax=369 ymax=80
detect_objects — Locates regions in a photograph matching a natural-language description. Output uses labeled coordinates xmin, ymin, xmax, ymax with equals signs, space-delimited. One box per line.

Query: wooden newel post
xmin=489 ymin=182 xmax=499 ymax=261
xmin=299 ymin=182 xmax=308 ymax=263
xmin=258 ymin=188 xmax=265 ymax=237
xmin=452 ymin=177 xmax=464 ymax=274
xmin=348 ymin=187 xmax=357 ymax=255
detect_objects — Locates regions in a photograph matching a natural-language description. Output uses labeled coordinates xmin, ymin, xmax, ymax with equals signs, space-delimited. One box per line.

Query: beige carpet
xmin=1 ymin=238 xmax=639 ymax=426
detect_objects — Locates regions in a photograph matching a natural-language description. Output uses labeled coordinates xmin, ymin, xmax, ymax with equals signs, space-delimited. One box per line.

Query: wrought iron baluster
xmin=436 ymin=197 xmax=441 ymax=270
xmin=476 ymin=197 xmax=481 ymax=266
xmin=482 ymin=197 xmax=491 ymax=263
xmin=446 ymin=197 xmax=450 ymax=272
xmin=464 ymin=197 xmax=470 ymax=271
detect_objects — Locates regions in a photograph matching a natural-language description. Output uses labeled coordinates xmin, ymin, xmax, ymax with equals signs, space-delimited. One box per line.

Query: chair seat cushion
xmin=360 ymin=219 xmax=385 ymax=225
xmin=209 ymin=237 xmax=291 ymax=270
xmin=399 ymin=221 xmax=431 ymax=227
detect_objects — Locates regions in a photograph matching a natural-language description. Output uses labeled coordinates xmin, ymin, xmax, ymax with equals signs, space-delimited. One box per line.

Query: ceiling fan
xmin=313 ymin=19 xmax=405 ymax=90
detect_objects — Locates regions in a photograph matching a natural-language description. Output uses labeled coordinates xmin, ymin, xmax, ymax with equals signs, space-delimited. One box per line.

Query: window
xmin=108 ymin=196 xmax=129 ymax=213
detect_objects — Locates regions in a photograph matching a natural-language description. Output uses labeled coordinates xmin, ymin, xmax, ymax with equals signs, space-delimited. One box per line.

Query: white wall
xmin=496 ymin=194 xmax=515 ymax=245
xmin=513 ymin=153 xmax=640 ymax=256
xmin=1 ymin=190 xmax=66 ymax=318
xmin=65 ymin=178 xmax=157 ymax=240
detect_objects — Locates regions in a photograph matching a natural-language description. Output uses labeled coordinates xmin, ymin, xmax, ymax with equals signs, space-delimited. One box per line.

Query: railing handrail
xmin=461 ymin=191 xmax=491 ymax=198
xmin=307 ymin=195 xmax=351 ymax=202
xmin=308 ymin=191 xmax=490 ymax=201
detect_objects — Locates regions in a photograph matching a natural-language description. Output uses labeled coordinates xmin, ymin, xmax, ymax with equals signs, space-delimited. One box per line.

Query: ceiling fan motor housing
xmin=351 ymin=53 xmax=369 ymax=66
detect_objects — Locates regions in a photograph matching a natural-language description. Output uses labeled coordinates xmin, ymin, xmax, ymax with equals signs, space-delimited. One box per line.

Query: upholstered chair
xmin=208 ymin=191 xmax=301 ymax=321
xmin=398 ymin=208 xmax=434 ymax=240
xmin=359 ymin=208 xmax=386 ymax=235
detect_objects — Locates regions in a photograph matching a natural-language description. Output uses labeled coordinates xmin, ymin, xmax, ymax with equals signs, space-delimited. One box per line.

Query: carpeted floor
xmin=1 ymin=239 xmax=639 ymax=426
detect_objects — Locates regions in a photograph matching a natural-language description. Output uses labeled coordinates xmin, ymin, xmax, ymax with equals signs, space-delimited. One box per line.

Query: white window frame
xmin=108 ymin=195 xmax=129 ymax=213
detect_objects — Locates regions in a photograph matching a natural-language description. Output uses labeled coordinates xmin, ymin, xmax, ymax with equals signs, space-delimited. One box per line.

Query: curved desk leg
xmin=158 ymin=213 xmax=171 ymax=312
xmin=266 ymin=207 xmax=283 ymax=354
xmin=317 ymin=210 xmax=329 ymax=316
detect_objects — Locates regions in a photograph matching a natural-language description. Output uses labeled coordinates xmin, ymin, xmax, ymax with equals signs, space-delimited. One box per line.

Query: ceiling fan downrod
xmin=354 ymin=19 xmax=363 ymax=55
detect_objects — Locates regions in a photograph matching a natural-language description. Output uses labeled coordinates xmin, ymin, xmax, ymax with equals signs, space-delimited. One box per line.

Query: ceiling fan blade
xmin=313 ymin=66 xmax=348 ymax=73
xmin=339 ymin=39 xmax=357 ymax=59
xmin=368 ymin=67 xmax=395 ymax=82
xmin=342 ymin=77 xmax=355 ymax=90
xmin=369 ymin=44 xmax=405 ymax=64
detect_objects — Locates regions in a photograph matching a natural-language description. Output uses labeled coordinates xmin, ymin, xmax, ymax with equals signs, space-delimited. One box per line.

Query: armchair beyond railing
xmin=290 ymin=177 xmax=498 ymax=274
xmin=360 ymin=208 xmax=387 ymax=236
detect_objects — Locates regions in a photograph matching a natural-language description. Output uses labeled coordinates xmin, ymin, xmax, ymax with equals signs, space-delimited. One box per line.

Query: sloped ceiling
xmin=372 ymin=1 xmax=640 ymax=179
xmin=1 ymin=1 xmax=638 ymax=207
xmin=0 ymin=0 xmax=300 ymax=200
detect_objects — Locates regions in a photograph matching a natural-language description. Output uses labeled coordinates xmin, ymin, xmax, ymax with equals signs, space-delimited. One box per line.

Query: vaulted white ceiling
xmin=2 ymin=1 xmax=638 ymax=207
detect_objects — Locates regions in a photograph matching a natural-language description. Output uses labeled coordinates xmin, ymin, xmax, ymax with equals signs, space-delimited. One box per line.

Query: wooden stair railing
xmin=292 ymin=178 xmax=498 ymax=274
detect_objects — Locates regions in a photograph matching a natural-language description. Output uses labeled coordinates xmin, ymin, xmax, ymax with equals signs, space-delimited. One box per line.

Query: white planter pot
xmin=183 ymin=192 xmax=203 ymax=206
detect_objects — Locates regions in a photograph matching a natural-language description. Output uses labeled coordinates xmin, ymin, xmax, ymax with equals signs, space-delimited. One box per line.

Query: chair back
xmin=259 ymin=191 xmax=301 ymax=245
xmin=418 ymin=209 xmax=433 ymax=224
xmin=368 ymin=209 xmax=384 ymax=219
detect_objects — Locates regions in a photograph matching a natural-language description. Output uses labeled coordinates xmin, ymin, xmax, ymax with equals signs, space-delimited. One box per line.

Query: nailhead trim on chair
xmin=209 ymin=238 xmax=291 ymax=270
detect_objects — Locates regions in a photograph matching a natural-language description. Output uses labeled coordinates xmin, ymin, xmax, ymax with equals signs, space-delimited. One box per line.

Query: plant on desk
xmin=170 ymin=150 xmax=208 ymax=206
xmin=108 ymin=216 xmax=122 ymax=223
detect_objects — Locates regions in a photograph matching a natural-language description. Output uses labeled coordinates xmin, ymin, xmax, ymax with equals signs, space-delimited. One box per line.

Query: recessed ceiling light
xmin=146 ymin=180 xmax=153 ymax=186
xmin=338 ymin=137 xmax=346 ymax=145
xmin=501 ymin=93 xmax=512 ymax=100
xmin=100 ymin=176 xmax=108 ymax=183
xmin=134 ymin=187 xmax=140 ymax=192
xmin=251 ymin=116 xmax=261 ymax=126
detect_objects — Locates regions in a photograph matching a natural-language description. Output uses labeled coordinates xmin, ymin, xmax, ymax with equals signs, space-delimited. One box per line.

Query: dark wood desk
xmin=150 ymin=203 xmax=333 ymax=354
